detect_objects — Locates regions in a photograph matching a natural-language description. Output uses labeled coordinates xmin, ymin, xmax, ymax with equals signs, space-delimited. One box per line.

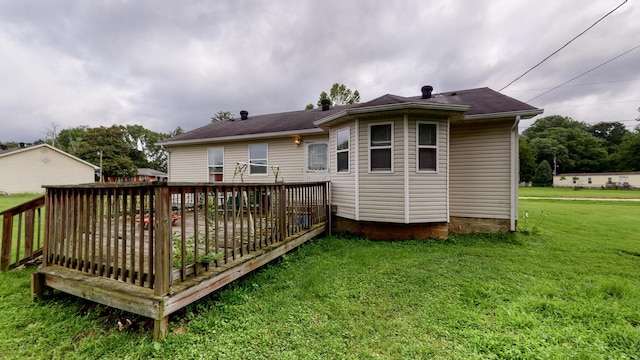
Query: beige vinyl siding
xmin=168 ymin=145 xmax=208 ymax=182
xmin=329 ymin=124 xmax=356 ymax=219
xmin=358 ymin=118 xmax=404 ymax=222
xmin=408 ymin=118 xmax=448 ymax=222
xmin=0 ymin=146 xmax=95 ymax=194
xmin=449 ymin=120 xmax=512 ymax=219
xmin=168 ymin=135 xmax=326 ymax=184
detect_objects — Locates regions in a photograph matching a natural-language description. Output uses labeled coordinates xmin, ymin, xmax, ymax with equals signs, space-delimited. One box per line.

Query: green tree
xmin=522 ymin=115 xmax=588 ymax=140
xmin=316 ymin=83 xmax=360 ymax=108
xmin=519 ymin=137 xmax=538 ymax=182
xmin=120 ymin=125 xmax=169 ymax=171
xmin=533 ymin=160 xmax=553 ymax=186
xmin=588 ymin=121 xmax=629 ymax=155
xmin=537 ymin=127 xmax=607 ymax=173
xmin=615 ymin=126 xmax=640 ymax=171
xmin=529 ymin=137 xmax=567 ymax=174
xmin=524 ymin=115 xmax=608 ymax=173
xmin=211 ymin=111 xmax=234 ymax=123
xmin=55 ymin=126 xmax=88 ymax=154
xmin=76 ymin=126 xmax=136 ymax=179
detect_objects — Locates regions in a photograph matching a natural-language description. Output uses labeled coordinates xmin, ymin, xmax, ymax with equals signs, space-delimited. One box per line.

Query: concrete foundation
xmin=448 ymin=216 xmax=512 ymax=234
xmin=333 ymin=217 xmax=449 ymax=240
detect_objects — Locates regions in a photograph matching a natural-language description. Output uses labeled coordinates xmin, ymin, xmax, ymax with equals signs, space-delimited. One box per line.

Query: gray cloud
xmin=1 ymin=0 xmax=639 ymax=143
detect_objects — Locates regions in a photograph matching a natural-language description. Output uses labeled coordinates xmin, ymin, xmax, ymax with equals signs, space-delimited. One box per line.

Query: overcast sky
xmin=1 ymin=0 xmax=639 ymax=143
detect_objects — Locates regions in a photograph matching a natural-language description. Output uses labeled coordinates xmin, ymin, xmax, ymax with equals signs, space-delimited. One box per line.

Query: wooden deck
xmin=28 ymin=182 xmax=329 ymax=340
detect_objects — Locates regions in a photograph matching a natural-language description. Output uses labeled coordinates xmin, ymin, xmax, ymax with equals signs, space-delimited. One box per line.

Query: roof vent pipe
xmin=240 ymin=110 xmax=249 ymax=120
xmin=321 ymin=99 xmax=331 ymax=111
xmin=421 ymin=85 xmax=434 ymax=99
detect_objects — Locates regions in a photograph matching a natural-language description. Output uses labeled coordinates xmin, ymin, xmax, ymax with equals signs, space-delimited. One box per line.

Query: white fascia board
xmin=314 ymin=102 xmax=470 ymax=127
xmin=160 ymin=128 xmax=326 ymax=146
xmin=463 ymin=109 xmax=544 ymax=121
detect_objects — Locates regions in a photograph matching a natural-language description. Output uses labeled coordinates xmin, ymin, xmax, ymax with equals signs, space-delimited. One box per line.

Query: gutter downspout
xmin=355 ymin=120 xmax=360 ymax=221
xmin=510 ymin=116 xmax=521 ymax=232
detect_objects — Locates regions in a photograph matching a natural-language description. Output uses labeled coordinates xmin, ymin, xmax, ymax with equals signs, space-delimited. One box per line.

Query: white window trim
xmin=336 ymin=127 xmax=350 ymax=174
xmin=249 ymin=143 xmax=268 ymax=176
xmin=368 ymin=122 xmax=394 ymax=173
xmin=207 ymin=146 xmax=224 ymax=181
xmin=416 ymin=121 xmax=438 ymax=173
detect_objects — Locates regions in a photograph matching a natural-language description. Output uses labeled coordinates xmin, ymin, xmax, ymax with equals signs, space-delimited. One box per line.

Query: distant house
xmin=554 ymin=172 xmax=640 ymax=189
xmin=0 ymin=143 xmax=98 ymax=194
xmin=106 ymin=167 xmax=168 ymax=183
xmin=160 ymin=86 xmax=543 ymax=239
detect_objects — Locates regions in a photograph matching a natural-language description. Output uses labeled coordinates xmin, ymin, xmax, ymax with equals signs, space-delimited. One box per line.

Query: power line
xmin=527 ymin=44 xmax=640 ymax=102
xmin=506 ymin=77 xmax=640 ymax=93
xmin=499 ymin=0 xmax=628 ymax=92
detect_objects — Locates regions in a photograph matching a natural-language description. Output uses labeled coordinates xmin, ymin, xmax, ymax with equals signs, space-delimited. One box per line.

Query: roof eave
xmin=160 ymin=127 xmax=326 ymax=147
xmin=463 ymin=108 xmax=544 ymax=121
xmin=314 ymin=102 xmax=470 ymax=127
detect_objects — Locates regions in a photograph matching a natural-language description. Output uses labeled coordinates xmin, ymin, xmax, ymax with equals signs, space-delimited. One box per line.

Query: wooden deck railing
xmin=0 ymin=195 xmax=45 ymax=271
xmin=41 ymin=182 xmax=328 ymax=294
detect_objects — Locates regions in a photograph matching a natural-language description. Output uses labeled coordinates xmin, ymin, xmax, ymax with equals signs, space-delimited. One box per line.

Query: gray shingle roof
xmin=161 ymin=87 xmax=540 ymax=145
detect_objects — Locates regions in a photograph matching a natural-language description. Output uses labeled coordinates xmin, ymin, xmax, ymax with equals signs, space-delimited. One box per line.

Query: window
xmin=208 ymin=147 xmax=224 ymax=182
xmin=369 ymin=123 xmax=392 ymax=172
xmin=307 ymin=143 xmax=328 ymax=171
xmin=417 ymin=122 xmax=437 ymax=172
xmin=588 ymin=177 xmax=592 ymax=184
xmin=336 ymin=128 xmax=350 ymax=173
xmin=249 ymin=144 xmax=268 ymax=175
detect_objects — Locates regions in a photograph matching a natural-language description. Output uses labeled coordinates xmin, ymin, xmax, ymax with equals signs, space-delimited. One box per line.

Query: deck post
xmin=31 ymin=272 xmax=47 ymax=301
xmin=279 ymin=184 xmax=286 ymax=241
xmin=154 ymin=316 xmax=169 ymax=341
xmin=154 ymin=184 xmax=171 ymax=297
xmin=1 ymin=213 xmax=13 ymax=272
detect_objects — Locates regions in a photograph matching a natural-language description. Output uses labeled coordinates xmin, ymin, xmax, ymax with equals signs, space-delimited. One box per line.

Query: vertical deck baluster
xmin=180 ymin=190 xmax=187 ymax=281
xmin=113 ymin=190 xmax=121 ymax=279
xmin=122 ymin=188 xmax=128 ymax=280
xmin=138 ymin=187 xmax=146 ymax=286
xmin=83 ymin=191 xmax=91 ymax=272
xmin=106 ymin=189 xmax=113 ymax=278
xmin=98 ymin=190 xmax=105 ymax=276
xmin=129 ymin=188 xmax=137 ymax=283
xmin=231 ymin=187 xmax=237 ymax=260
xmin=89 ymin=189 xmax=97 ymax=274
xmin=223 ymin=187 xmax=228 ymax=264
xmin=147 ymin=188 xmax=155 ymax=288
xmin=194 ymin=188 xmax=200 ymax=274
xmin=204 ymin=187 xmax=211 ymax=266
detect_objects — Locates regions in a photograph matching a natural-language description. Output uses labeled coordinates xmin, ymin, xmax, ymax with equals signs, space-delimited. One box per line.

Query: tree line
xmin=1 ymin=125 xmax=183 ymax=179
xmin=520 ymin=114 xmax=640 ymax=185
xmin=1 ymin=83 xmax=363 ymax=181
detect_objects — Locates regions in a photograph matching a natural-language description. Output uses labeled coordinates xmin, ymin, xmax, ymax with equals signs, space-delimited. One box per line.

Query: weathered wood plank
xmin=39 ymin=266 xmax=162 ymax=319
xmin=164 ymin=224 xmax=325 ymax=316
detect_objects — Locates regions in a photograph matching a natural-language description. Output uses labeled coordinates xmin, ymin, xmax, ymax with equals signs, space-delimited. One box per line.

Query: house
xmin=160 ymin=86 xmax=543 ymax=239
xmin=105 ymin=167 xmax=168 ymax=183
xmin=0 ymin=143 xmax=98 ymax=194
xmin=554 ymin=172 xmax=640 ymax=189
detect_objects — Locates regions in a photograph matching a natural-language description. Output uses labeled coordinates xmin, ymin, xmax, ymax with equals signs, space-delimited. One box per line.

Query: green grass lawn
xmin=0 ymin=193 xmax=42 ymax=212
xmin=519 ymin=186 xmax=640 ymax=199
xmin=0 ymin=198 xmax=638 ymax=358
